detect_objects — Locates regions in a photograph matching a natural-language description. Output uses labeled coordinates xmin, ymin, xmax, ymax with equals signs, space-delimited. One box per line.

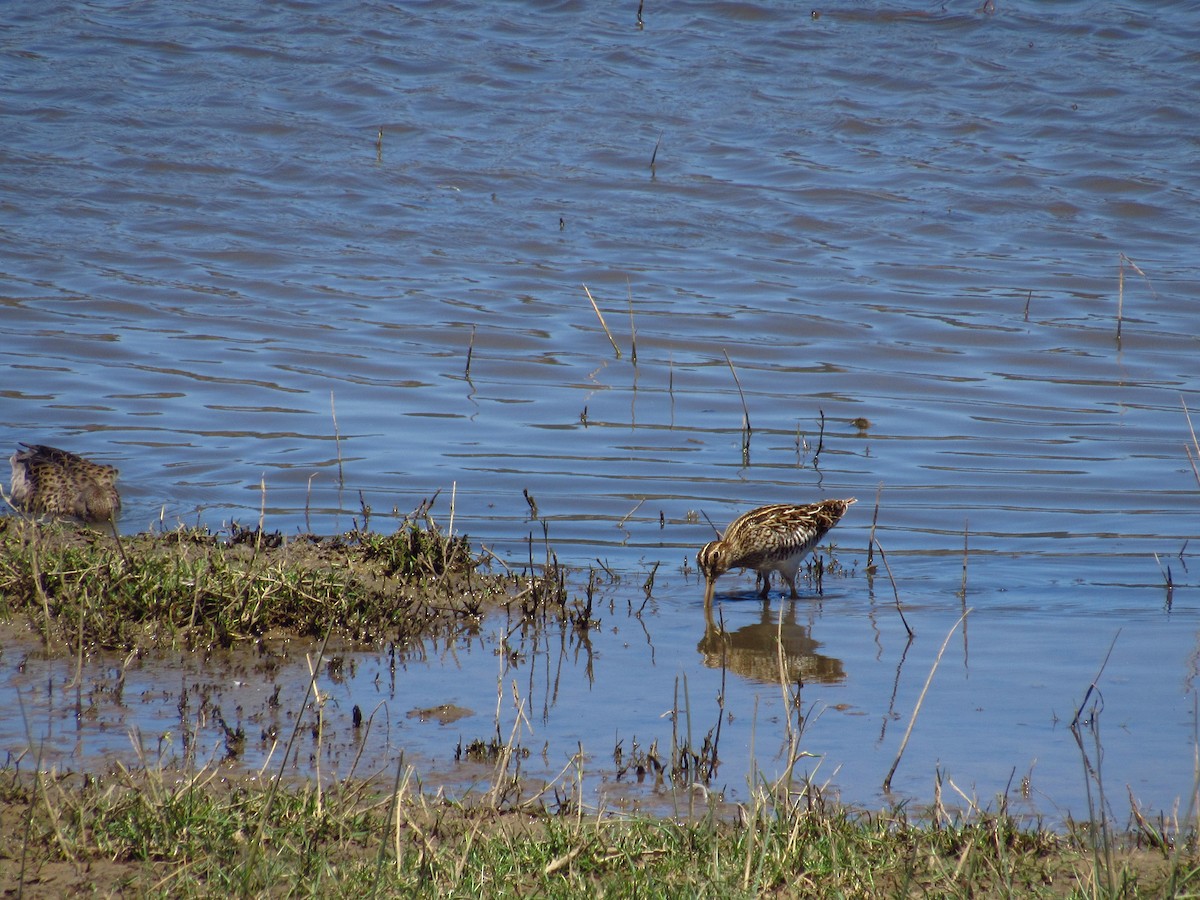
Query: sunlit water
xmin=2 ymin=1 xmax=1199 ymax=825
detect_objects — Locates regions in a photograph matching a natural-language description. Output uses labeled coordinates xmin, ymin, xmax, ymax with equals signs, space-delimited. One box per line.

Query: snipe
xmin=697 ymin=498 xmax=855 ymax=604
xmin=9 ymin=443 xmax=121 ymax=523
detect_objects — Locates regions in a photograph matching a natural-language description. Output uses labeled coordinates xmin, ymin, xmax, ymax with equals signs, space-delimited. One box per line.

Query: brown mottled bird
xmin=697 ymin=498 xmax=855 ymax=604
xmin=9 ymin=443 xmax=121 ymax=523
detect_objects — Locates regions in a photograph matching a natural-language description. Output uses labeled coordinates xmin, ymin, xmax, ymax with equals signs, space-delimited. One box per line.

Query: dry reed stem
xmin=583 ymin=284 xmax=622 ymax=358
xmin=960 ymin=518 xmax=969 ymax=597
xmin=626 ymin=279 xmax=638 ymax=365
xmin=1117 ymin=261 xmax=1124 ymax=340
xmin=1071 ymin=629 xmax=1121 ymax=730
xmin=257 ymin=476 xmax=266 ymax=552
xmin=867 ymin=483 xmax=882 ymax=569
xmin=721 ymin=349 xmax=752 ymax=434
xmin=873 ymin=538 xmax=912 ymax=637
xmin=618 ymin=497 xmax=645 ymax=528
xmin=883 ymin=608 xmax=971 ymax=792
xmin=1183 ymin=397 xmax=1200 ymax=489
xmin=331 ymin=390 xmax=345 ymax=490
xmin=465 ymin=324 xmax=476 ymax=379
xmin=1117 ymin=253 xmax=1157 ymax=341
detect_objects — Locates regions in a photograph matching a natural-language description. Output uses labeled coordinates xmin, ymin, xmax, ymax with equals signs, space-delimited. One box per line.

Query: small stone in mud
xmin=406 ymin=704 xmax=473 ymax=725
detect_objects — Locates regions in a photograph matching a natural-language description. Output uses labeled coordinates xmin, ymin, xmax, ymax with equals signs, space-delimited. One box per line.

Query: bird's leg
xmin=758 ymin=572 xmax=771 ymax=598
xmin=785 ymin=574 xmax=799 ymax=600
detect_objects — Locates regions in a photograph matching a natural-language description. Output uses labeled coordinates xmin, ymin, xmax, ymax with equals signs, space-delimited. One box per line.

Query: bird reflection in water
xmin=698 ymin=599 xmax=845 ymax=685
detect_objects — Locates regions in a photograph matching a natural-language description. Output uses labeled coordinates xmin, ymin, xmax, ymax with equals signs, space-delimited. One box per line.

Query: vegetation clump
xmin=0 ymin=513 xmax=522 ymax=651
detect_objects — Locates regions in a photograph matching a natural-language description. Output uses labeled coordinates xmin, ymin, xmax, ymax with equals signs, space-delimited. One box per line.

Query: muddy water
xmin=3 ymin=2 xmax=1200 ymax=822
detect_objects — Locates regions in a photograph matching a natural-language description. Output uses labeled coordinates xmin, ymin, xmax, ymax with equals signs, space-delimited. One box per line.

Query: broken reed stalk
xmin=582 ymin=284 xmax=622 ymax=359
xmin=814 ymin=409 xmax=826 ymax=461
xmin=1023 ymin=290 xmax=1032 ymax=321
xmin=107 ymin=515 xmax=131 ymax=568
xmin=618 ymin=497 xmax=645 ymax=528
xmin=883 ymin=608 xmax=971 ymax=792
xmin=636 ymin=0 xmax=644 ymax=29
xmin=1117 ymin=253 xmax=1157 ymax=341
xmin=1183 ymin=397 xmax=1200 ymax=488
xmin=642 ymin=561 xmax=659 ymax=599
xmin=257 ymin=476 xmax=266 ymax=553
xmin=649 ymin=130 xmax=663 ymax=172
xmin=722 ymin=349 xmax=752 ymax=435
xmin=1153 ymin=552 xmax=1174 ymax=606
xmin=866 ymin=483 xmax=882 ymax=570
xmin=626 ymin=279 xmax=638 ymax=365
xmin=960 ymin=518 xmax=969 ymax=597
xmin=465 ymin=324 xmax=476 ymax=379
xmin=1071 ymin=629 xmax=1121 ymax=730
xmin=1117 ymin=258 xmax=1124 ymax=341
xmin=873 ymin=538 xmax=913 ymax=638
xmin=305 ymin=473 xmax=317 ymax=532
xmin=330 ymin=390 xmax=345 ymax=490
xmin=668 ymin=353 xmax=676 ymax=426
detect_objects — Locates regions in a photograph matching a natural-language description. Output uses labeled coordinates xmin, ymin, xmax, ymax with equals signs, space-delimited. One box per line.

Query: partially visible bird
xmin=8 ymin=443 xmax=121 ymax=523
xmin=697 ymin=498 xmax=855 ymax=605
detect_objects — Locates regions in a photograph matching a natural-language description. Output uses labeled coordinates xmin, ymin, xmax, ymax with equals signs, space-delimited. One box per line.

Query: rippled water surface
xmin=3 ymin=1 xmax=1200 ymax=823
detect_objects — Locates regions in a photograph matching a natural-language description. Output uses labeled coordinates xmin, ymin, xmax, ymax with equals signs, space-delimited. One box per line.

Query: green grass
xmin=1 ymin=763 xmax=1194 ymax=898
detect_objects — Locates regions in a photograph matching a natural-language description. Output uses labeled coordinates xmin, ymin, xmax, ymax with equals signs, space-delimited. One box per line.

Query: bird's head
xmin=697 ymin=539 xmax=729 ymax=605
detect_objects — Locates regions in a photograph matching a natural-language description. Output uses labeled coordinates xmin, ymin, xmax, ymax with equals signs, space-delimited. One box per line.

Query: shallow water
xmin=2 ymin=1 xmax=1200 ymax=823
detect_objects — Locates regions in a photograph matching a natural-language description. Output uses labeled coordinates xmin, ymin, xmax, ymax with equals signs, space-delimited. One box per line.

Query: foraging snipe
xmin=697 ymin=499 xmax=855 ymax=604
xmin=9 ymin=443 xmax=121 ymax=523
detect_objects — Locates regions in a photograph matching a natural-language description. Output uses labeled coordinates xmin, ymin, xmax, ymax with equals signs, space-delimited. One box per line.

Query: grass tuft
xmin=0 ymin=513 xmax=506 ymax=651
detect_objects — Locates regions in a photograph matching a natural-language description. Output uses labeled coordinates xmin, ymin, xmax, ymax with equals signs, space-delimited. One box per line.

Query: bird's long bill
xmin=702 ymin=576 xmax=716 ymax=607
